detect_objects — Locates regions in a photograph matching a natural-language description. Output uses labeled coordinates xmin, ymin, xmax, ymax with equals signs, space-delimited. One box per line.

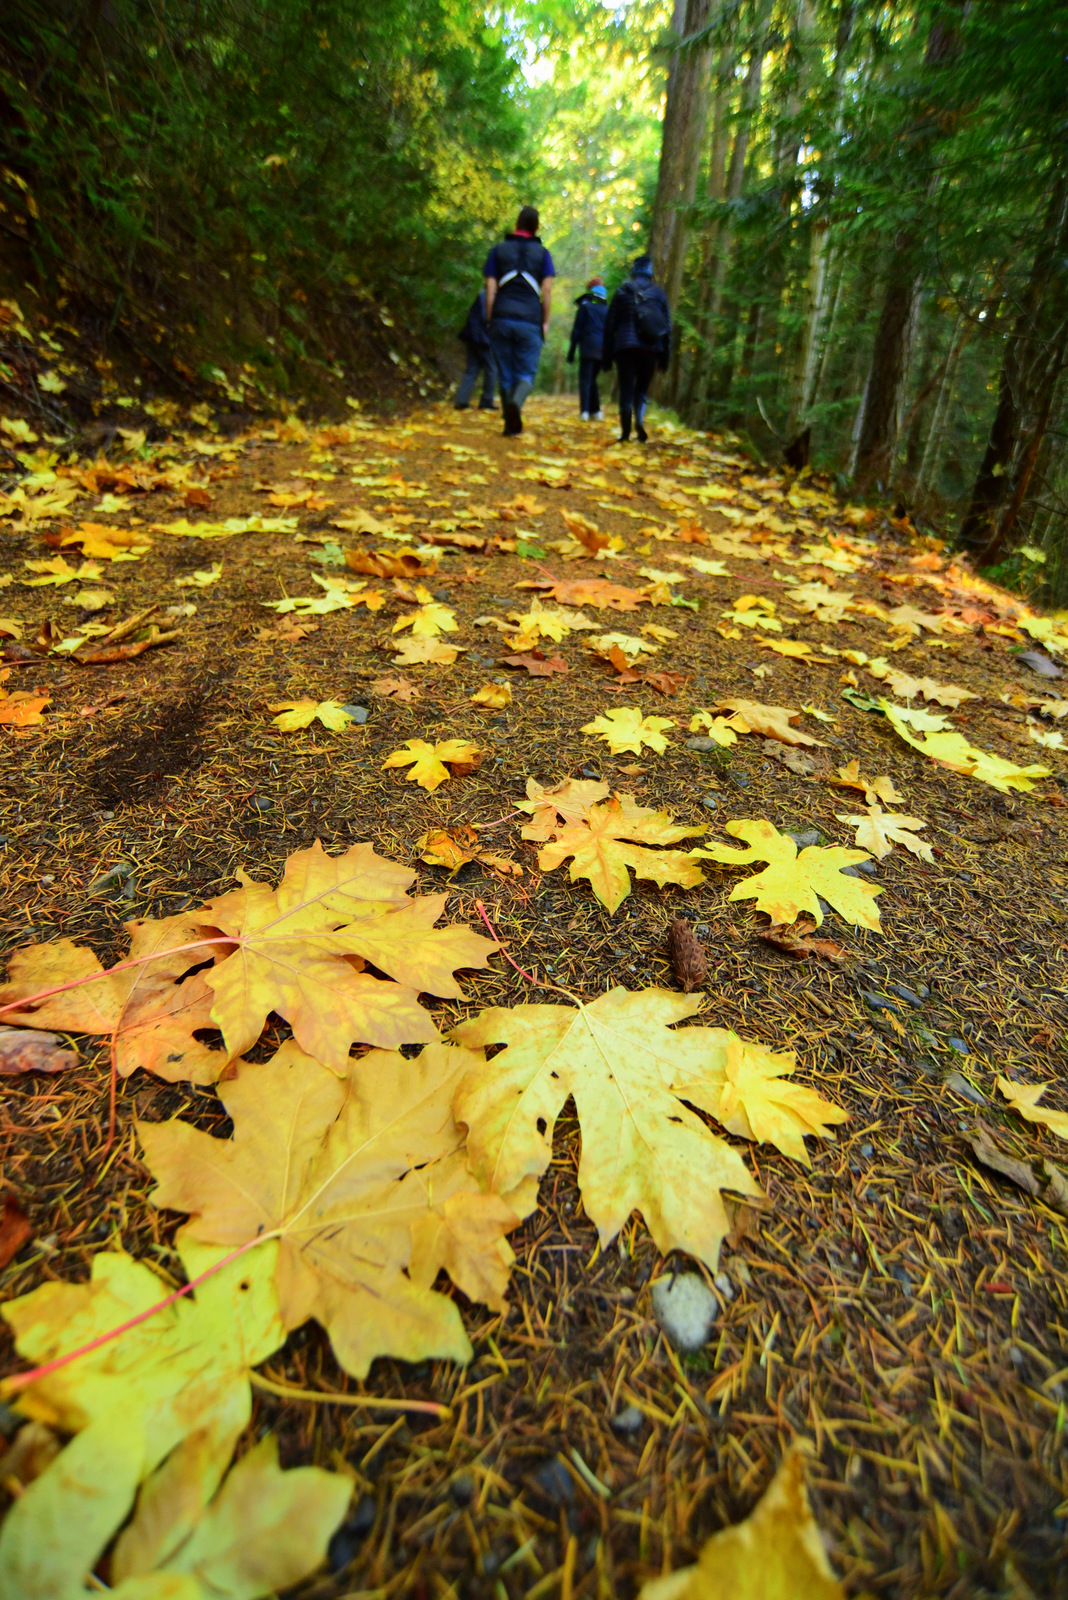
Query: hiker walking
xmin=453 ymin=288 xmax=497 ymax=410
xmin=484 ymin=205 xmax=555 ymax=436
xmin=602 ymin=254 xmax=671 ymax=443
xmin=566 ymin=278 xmax=607 ymax=420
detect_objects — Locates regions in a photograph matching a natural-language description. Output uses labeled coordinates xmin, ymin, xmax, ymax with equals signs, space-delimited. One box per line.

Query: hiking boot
xmin=478 ymin=400 xmax=497 ymax=410
xmin=636 ymin=423 xmax=648 ymax=443
xmin=502 ymin=401 xmax=522 ymax=435
xmin=453 ymin=401 xmax=470 ymax=410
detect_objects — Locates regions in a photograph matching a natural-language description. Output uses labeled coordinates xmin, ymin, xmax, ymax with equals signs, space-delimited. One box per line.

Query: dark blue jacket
xmin=567 ymin=294 xmax=607 ymax=362
xmin=459 ymin=290 xmax=490 ymax=352
xmin=602 ymin=275 xmax=671 ymax=369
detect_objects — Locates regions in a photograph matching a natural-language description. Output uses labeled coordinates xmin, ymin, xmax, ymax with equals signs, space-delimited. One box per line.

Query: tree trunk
xmin=959 ymin=181 xmax=1068 ymax=561
xmin=679 ymin=49 xmax=735 ymax=413
xmin=650 ymin=0 xmax=713 ymax=308
xmin=915 ymin=310 xmax=965 ymax=502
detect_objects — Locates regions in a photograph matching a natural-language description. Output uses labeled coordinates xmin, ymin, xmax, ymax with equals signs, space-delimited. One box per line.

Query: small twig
xmin=474 ymin=900 xmax=577 ymax=1001
xmin=250 ymin=1372 xmax=450 ymax=1419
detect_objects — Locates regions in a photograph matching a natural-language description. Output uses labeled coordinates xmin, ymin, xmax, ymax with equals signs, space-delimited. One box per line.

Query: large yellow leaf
xmin=640 ymin=1448 xmax=844 ymax=1600
xmin=382 ymin=737 xmax=481 ymax=792
xmin=535 ymin=794 xmax=706 ymax=914
xmin=697 ymin=819 xmax=881 ymax=930
xmin=139 ymin=1040 xmax=519 ymax=1378
xmin=0 ymin=1242 xmax=285 ymax=1600
xmin=581 ymin=705 xmax=676 ymax=754
xmin=866 ymin=657 xmax=978 ymax=708
xmin=392 ymin=601 xmax=457 ymax=636
xmin=196 ymin=841 xmax=494 ymax=1068
xmin=452 ymin=989 xmax=764 ymax=1271
xmin=515 ymin=776 xmax=610 ymax=841
xmin=699 ymin=1035 xmax=848 ymax=1167
xmin=997 ymin=1078 xmax=1068 ymax=1141
xmin=712 ymin=699 xmax=824 ymax=747
xmin=883 ymin=703 xmax=1050 ymax=793
xmin=111 ymin=1436 xmax=350 ymax=1600
xmin=392 ymin=634 xmax=464 ymax=665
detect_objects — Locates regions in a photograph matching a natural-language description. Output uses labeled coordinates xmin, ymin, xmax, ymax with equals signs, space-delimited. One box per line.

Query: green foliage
xmin=1 ymin=0 xmax=529 ymax=380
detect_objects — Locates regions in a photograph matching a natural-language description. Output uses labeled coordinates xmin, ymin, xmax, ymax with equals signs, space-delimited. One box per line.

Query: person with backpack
xmin=566 ymin=279 xmax=608 ymax=420
xmin=453 ymin=288 xmax=497 ymax=410
xmin=484 ymin=205 xmax=555 ymax=436
xmin=601 ymin=254 xmax=671 ymax=443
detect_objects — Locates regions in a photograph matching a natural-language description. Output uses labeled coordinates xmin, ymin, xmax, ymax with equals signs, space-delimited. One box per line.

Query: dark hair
xmin=631 ymin=253 xmax=653 ymax=275
xmin=516 ymin=205 xmax=540 ymax=234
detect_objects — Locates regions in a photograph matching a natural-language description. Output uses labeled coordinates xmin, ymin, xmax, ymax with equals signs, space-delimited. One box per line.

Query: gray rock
xmin=889 ymin=983 xmax=925 ymax=1007
xmin=701 ymin=795 xmax=718 ymax=810
xmin=686 ymin=736 xmax=716 ymax=752
xmin=533 ymin=1457 xmax=574 ymax=1505
xmin=786 ymin=828 xmax=821 ymax=848
xmin=731 ymin=773 xmax=750 ymax=789
xmin=339 ymin=704 xmax=370 ymax=723
xmin=651 ymin=1272 xmax=719 ymax=1352
xmin=842 ymin=859 xmax=878 ymax=878
xmin=945 ymin=1069 xmax=986 ymax=1105
xmin=861 ymin=990 xmax=901 ymax=1016
xmin=948 ymin=1036 xmax=970 ymax=1055
xmin=433 ymin=589 xmax=452 ymax=603
xmin=580 ymin=765 xmax=600 ymax=779
xmin=860 ymin=1142 xmax=873 ymax=1157
xmin=251 ymin=795 xmax=273 ymax=811
xmin=1018 ymin=649 xmax=1064 ymax=679
xmin=610 ymin=1404 xmax=643 ymax=1435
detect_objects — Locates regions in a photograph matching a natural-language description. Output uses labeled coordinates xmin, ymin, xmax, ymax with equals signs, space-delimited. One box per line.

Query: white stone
xmin=650 ymin=1273 xmax=719 ymax=1352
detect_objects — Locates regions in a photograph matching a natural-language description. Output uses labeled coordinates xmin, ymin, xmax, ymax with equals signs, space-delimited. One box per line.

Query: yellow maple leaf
xmin=713 ymin=698 xmax=825 ymax=747
xmin=689 ymin=709 xmax=749 ymax=747
xmin=507 ymin=597 xmax=594 ymax=643
xmin=696 ymin=819 xmax=881 ymax=929
xmin=470 ymin=681 xmax=512 ymax=709
xmin=392 ymin=634 xmax=464 ymax=665
xmin=828 ymin=759 xmax=905 ymax=806
xmin=515 ymin=776 xmax=611 ymax=841
xmin=392 ymin=601 xmax=457 ymax=636
xmin=640 ymin=1448 xmax=844 ymax=1600
xmin=581 ymin=705 xmax=676 ymax=755
xmin=140 ymin=1041 xmax=520 ymax=1377
xmin=59 ymin=523 xmax=151 ymax=561
xmin=722 ymin=606 xmax=782 ymax=632
xmin=536 ymin=794 xmax=706 ymax=913
xmin=759 ymin=637 xmax=817 ymax=661
xmin=417 ymin=826 xmax=522 ymax=878
xmin=383 ymin=736 xmax=481 ymax=791
xmin=866 ymin=657 xmax=978 ymax=708
xmin=835 ymin=804 xmax=933 ymax=862
xmin=175 ymin=560 xmax=223 ymax=589
xmin=996 ymin=1078 xmax=1068 ymax=1140
xmin=702 ymin=1035 xmax=848 ymax=1166
xmin=587 ymin=631 xmax=656 ymax=663
xmin=883 ymin=703 xmax=1050 ymax=793
xmin=22 ymin=555 xmax=103 ymax=588
xmin=560 ymin=507 xmax=608 ymax=552
xmin=269 ymin=698 xmax=356 ymax=732
xmin=453 ymin=989 xmax=764 ymax=1270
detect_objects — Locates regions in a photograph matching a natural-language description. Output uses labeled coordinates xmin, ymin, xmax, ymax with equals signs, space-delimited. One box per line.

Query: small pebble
xmin=251 ymin=796 xmax=273 ymax=811
xmin=580 ymin=765 xmax=600 ymax=779
xmin=786 ymin=828 xmax=821 ymax=848
xmin=701 ymin=795 xmax=718 ymax=810
xmin=686 ymin=736 xmax=715 ymax=753
xmin=433 ymin=589 xmax=452 ymax=602
xmin=327 ymin=1495 xmax=377 ymax=1571
xmin=945 ymin=1069 xmax=986 ymax=1105
xmin=860 ymin=1142 xmax=873 ymax=1157
xmin=948 ymin=1037 xmax=970 ymax=1055
xmin=731 ymin=773 xmax=750 ymax=789
xmin=339 ymin=704 xmax=369 ymax=724
xmin=1009 ymin=1345 xmax=1024 ymax=1365
xmin=861 ymin=991 xmax=901 ymax=1016
xmin=889 ymin=984 xmax=924 ymax=1007
xmin=842 ymin=859 xmax=878 ymax=878
xmin=610 ymin=1404 xmax=643 ymax=1435
xmin=449 ymin=1472 xmax=475 ymax=1506
xmin=533 ymin=1457 xmax=574 ymax=1505
xmin=651 ymin=1273 xmax=719 ymax=1352
xmin=713 ymin=1272 xmax=734 ymax=1302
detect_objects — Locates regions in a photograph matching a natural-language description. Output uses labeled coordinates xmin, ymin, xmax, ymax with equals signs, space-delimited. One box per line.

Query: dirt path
xmin=2 ymin=394 xmax=1068 ymax=1596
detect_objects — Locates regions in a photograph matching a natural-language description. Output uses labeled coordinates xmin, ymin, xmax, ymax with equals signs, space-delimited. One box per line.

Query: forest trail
xmin=2 ymin=394 xmax=1068 ymax=1595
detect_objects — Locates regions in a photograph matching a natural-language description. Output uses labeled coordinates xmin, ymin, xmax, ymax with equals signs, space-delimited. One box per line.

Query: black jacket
xmin=490 ymin=235 xmax=550 ymax=326
xmin=459 ymin=290 xmax=490 ymax=352
xmin=567 ymin=294 xmax=607 ymax=362
xmin=602 ymin=276 xmax=671 ymax=369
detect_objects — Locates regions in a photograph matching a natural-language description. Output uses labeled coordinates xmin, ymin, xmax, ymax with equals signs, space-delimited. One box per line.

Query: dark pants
xmin=578 ymin=356 xmax=601 ymax=415
xmin=455 ymin=345 xmax=496 ymax=407
xmin=616 ymin=349 xmax=658 ymax=436
xmin=490 ymin=317 xmax=544 ymax=404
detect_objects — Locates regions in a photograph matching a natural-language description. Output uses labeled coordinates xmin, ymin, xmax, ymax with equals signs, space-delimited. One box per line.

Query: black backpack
xmin=633 ymin=282 xmax=670 ymax=345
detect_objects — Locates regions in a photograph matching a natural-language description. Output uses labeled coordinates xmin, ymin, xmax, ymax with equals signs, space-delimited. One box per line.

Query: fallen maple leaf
xmin=828 ymin=758 xmax=904 ymax=805
xmin=836 ymin=804 xmax=933 ymax=861
xmin=883 ymin=702 xmax=1050 ymax=793
xmin=383 ymin=737 xmax=482 ymax=792
xmin=0 ymin=1026 xmax=77 ymax=1074
xmin=582 ymin=706 xmax=676 ymax=755
xmin=758 ymin=921 xmax=849 ymax=963
xmin=392 ymin=600 xmax=457 ymax=637
xmin=712 ymin=698 xmax=825 ymax=747
xmin=866 ymin=656 xmax=979 ymax=708
xmin=560 ymin=507 xmax=608 ymax=552
xmin=644 ymin=670 xmax=688 ymax=696
xmin=535 ymin=794 xmax=706 ymax=913
xmin=500 ymin=649 xmax=568 ymax=675
xmin=640 ymin=1447 xmax=844 ymax=1600
xmin=689 ymin=709 xmax=748 ymax=747
xmin=710 ymin=1035 xmax=848 ymax=1167
xmin=507 ymin=598 xmax=594 ymax=644
xmin=140 ymin=1041 xmax=521 ymax=1377
xmin=372 ymin=673 xmax=420 ymax=700
xmin=393 ymin=634 xmax=464 ymax=666
xmin=0 ymin=691 xmax=49 ymax=727
xmin=269 ymin=698 xmax=357 ymax=732
xmin=696 ymin=819 xmax=881 ymax=929
xmin=759 ymin=637 xmax=818 ymax=662
xmin=471 ymin=681 xmax=512 ymax=709
xmin=0 ymin=1193 xmax=32 ymax=1269
xmin=521 ymin=575 xmax=643 ymax=611
xmin=22 ymin=555 xmax=103 ymax=588
xmin=997 ymin=1077 xmax=1068 ymax=1140
xmin=454 ymin=990 xmax=839 ymax=1270
xmin=587 ymin=631 xmax=657 ymax=664
xmin=762 ymin=739 xmax=817 ymax=775
xmin=58 ymin=523 xmax=151 ymax=562
xmin=515 ymin=776 xmax=610 ymax=841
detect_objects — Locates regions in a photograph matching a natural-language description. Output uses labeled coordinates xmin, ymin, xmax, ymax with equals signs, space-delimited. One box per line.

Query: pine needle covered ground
xmin=1 ymin=394 xmax=1068 ymax=1597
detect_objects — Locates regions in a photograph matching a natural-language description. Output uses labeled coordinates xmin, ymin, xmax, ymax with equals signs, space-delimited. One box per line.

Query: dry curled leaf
xmin=417 ymin=825 xmax=522 ymax=878
xmin=471 ymin=681 xmax=512 ymax=709
xmin=371 ymin=673 xmax=420 ymax=701
xmin=758 ymin=920 xmax=849 ymax=964
xmin=712 ymin=699 xmax=824 ymax=747
xmin=0 ymin=1026 xmax=77 ymax=1075
xmin=828 ymin=759 xmax=904 ymax=806
xmin=967 ymin=1125 xmax=1068 ymax=1218
xmin=500 ymin=649 xmax=568 ymax=675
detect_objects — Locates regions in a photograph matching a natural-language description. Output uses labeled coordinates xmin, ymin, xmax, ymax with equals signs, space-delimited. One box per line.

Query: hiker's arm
xmin=541 ymin=276 xmax=553 ymax=338
xmin=484 ymin=277 xmax=497 ymax=323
